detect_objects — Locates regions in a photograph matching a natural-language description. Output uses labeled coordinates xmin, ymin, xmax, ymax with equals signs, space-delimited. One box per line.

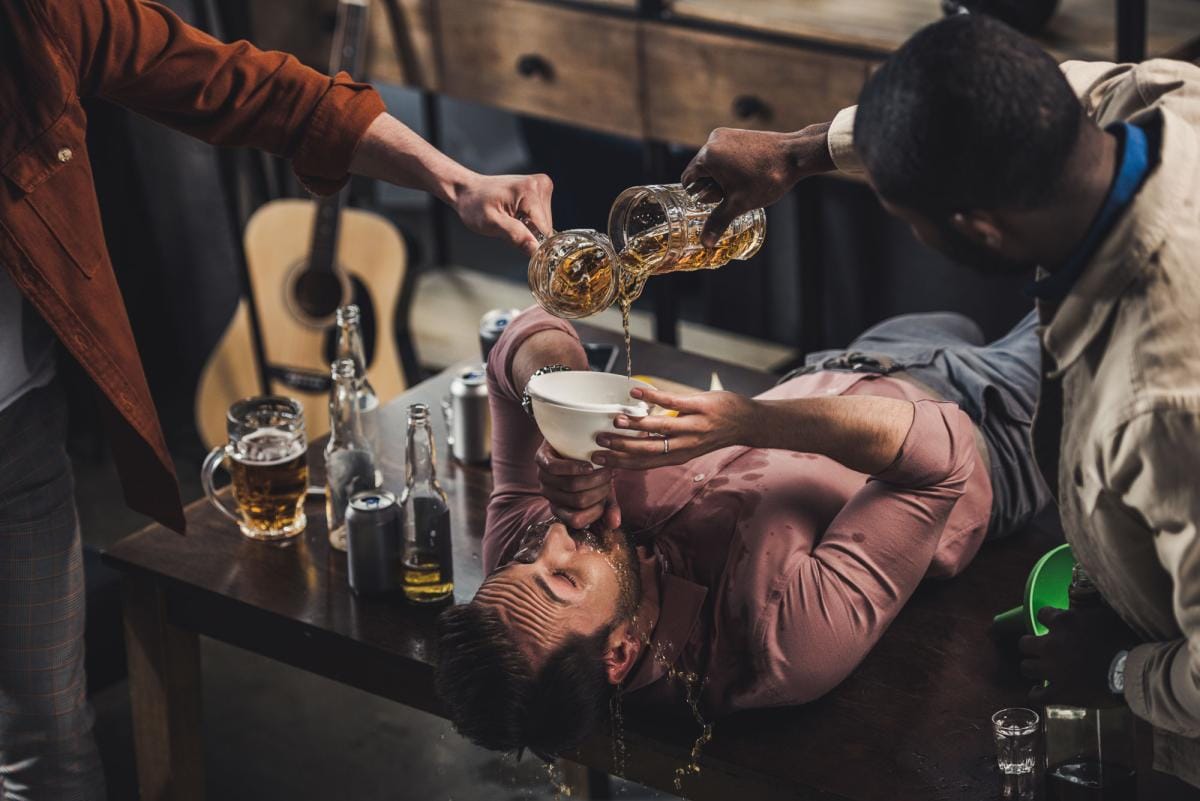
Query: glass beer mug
xmin=201 ymin=396 xmax=309 ymax=540
xmin=527 ymin=227 xmax=620 ymax=319
xmin=608 ymin=182 xmax=766 ymax=278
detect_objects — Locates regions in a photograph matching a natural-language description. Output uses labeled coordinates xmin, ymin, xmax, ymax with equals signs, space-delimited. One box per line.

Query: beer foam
xmin=231 ymin=427 xmax=305 ymax=465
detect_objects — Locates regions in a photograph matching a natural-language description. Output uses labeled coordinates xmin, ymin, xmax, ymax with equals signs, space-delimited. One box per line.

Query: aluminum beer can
xmin=346 ymin=489 xmax=401 ymax=596
xmin=448 ymin=365 xmax=491 ymax=464
xmin=479 ymin=308 xmax=522 ymax=363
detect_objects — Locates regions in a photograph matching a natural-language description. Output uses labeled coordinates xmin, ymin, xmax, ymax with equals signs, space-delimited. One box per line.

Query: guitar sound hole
xmin=293 ymin=270 xmax=344 ymax=320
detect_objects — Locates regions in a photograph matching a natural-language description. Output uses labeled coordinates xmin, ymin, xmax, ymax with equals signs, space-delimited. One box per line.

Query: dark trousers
xmin=0 ymin=383 xmax=105 ymax=800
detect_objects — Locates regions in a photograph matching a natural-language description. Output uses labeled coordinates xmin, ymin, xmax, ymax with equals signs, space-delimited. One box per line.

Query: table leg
xmin=559 ymin=758 xmax=612 ymax=800
xmin=1115 ymin=0 xmax=1147 ymax=62
xmin=122 ymin=577 xmax=205 ymax=801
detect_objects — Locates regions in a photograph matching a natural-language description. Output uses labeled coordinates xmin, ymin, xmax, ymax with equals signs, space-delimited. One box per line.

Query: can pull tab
xmin=518 ymin=213 xmax=552 ymax=245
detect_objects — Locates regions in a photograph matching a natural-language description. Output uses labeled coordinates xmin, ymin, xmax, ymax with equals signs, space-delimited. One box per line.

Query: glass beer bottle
xmin=325 ymin=358 xmax=378 ymax=552
xmin=334 ymin=304 xmax=381 ymax=459
xmin=400 ymin=403 xmax=454 ymax=603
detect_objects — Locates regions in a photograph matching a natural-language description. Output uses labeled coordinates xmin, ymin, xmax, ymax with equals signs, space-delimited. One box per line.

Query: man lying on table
xmin=435 ymin=305 xmax=1050 ymax=755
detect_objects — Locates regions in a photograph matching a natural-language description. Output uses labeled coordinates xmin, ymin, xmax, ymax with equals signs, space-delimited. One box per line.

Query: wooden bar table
xmin=104 ymin=325 xmax=1194 ymax=801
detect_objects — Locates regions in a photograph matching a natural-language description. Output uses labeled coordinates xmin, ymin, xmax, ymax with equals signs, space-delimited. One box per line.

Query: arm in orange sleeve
xmin=41 ymin=0 xmax=384 ymax=194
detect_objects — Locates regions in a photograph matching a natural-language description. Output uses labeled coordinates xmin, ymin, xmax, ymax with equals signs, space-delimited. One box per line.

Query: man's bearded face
xmin=473 ymin=521 xmax=643 ymax=671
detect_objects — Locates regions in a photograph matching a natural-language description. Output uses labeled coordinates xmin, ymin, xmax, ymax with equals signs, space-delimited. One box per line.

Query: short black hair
xmin=434 ymin=603 xmax=614 ymax=756
xmin=854 ymin=14 xmax=1082 ymax=217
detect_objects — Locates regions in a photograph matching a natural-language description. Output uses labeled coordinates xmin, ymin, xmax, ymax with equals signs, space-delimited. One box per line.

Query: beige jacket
xmin=827 ymin=59 xmax=1200 ymax=786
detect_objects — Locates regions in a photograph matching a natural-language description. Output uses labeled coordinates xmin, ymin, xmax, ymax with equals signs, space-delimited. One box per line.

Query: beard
xmin=567 ymin=526 xmax=644 ymax=623
xmin=931 ymin=217 xmax=1037 ymax=277
xmin=604 ymin=527 xmax=643 ymax=623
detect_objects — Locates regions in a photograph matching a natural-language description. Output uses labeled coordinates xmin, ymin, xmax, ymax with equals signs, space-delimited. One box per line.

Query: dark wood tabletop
xmin=104 ymin=324 xmax=1190 ymax=801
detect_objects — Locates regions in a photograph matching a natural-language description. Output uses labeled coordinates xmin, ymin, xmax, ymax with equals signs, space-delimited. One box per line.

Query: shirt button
xmin=693 ymin=474 xmax=705 ymax=482
xmin=57 ymin=147 xmax=73 ymax=163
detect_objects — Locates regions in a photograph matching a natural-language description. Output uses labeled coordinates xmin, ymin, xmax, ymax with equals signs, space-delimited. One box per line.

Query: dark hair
xmin=853 ymin=14 xmax=1082 ymax=217
xmin=434 ymin=603 xmax=614 ymax=756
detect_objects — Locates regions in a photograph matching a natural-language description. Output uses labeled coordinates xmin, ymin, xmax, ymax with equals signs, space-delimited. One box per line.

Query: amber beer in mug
xmin=201 ymin=396 xmax=309 ymax=540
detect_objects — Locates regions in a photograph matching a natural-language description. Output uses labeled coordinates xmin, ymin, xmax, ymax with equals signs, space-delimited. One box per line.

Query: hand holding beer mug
xmin=201 ymin=396 xmax=309 ymax=540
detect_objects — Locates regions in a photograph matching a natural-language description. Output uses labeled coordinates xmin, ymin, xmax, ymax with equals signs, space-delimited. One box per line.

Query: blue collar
xmin=1027 ymin=122 xmax=1153 ymax=303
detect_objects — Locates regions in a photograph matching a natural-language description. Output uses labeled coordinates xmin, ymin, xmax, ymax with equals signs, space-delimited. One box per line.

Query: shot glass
xmin=992 ymin=707 xmax=1041 ymax=800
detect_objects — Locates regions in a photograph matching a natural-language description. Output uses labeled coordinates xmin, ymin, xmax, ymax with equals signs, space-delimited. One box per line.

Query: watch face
xmin=1109 ymin=650 xmax=1128 ymax=694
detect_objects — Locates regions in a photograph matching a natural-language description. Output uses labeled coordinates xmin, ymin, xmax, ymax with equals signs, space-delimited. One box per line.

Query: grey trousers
xmin=0 ymin=383 xmax=105 ymax=800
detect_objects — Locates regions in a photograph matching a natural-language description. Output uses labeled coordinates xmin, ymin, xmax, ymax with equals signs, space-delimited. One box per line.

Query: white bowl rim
xmin=528 ymin=372 xmax=654 ymax=416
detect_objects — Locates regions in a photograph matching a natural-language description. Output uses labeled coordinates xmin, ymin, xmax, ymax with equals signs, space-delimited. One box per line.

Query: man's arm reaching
xmin=41 ymin=0 xmax=551 ymax=252
xmin=1109 ymin=411 xmax=1200 ymax=738
xmin=725 ymin=398 xmax=981 ymax=709
xmin=683 ymin=57 xmax=1200 ymax=244
xmin=680 ymin=123 xmax=835 ymax=246
xmin=597 ymin=388 xmax=914 ymax=475
xmin=349 ymin=114 xmax=552 ymax=255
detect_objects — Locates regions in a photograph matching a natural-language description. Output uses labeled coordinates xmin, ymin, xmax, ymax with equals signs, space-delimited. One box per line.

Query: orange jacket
xmin=0 ymin=0 xmax=385 ymax=532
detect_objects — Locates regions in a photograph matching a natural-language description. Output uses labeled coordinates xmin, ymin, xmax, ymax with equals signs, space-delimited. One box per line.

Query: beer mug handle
xmin=517 ymin=213 xmax=551 ymax=245
xmin=200 ymin=445 xmax=243 ymax=525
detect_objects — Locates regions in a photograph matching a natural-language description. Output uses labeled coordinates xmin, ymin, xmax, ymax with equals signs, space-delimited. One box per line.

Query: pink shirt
xmin=485 ymin=309 xmax=992 ymax=714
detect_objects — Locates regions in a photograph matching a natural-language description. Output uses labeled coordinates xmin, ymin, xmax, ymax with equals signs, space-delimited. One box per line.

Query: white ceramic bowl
xmin=528 ymin=372 xmax=653 ymax=464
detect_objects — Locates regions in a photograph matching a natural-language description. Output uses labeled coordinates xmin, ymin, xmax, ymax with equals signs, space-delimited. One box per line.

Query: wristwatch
xmin=1108 ymin=649 xmax=1129 ymax=695
xmin=521 ymin=364 xmax=572 ymax=418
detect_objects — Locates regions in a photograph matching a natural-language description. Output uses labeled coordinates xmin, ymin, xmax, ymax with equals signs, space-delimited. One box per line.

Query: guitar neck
xmin=307 ymin=192 xmax=346 ymax=275
xmin=331 ymin=0 xmax=369 ymax=80
xmin=307 ymin=0 xmax=369 ymax=276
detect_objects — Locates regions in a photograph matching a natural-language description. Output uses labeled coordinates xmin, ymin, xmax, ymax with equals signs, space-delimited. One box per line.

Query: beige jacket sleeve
xmin=823 ymin=58 xmax=1200 ymax=175
xmin=1106 ymin=411 xmax=1200 ymax=738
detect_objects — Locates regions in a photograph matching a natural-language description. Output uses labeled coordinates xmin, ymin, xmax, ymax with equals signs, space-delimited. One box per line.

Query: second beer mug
xmin=607 ymin=182 xmax=766 ymax=278
xmin=201 ymin=396 xmax=308 ymax=540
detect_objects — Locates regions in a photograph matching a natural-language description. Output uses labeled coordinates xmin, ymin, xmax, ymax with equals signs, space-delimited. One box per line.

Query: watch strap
xmin=522 ymin=364 xmax=572 ymax=418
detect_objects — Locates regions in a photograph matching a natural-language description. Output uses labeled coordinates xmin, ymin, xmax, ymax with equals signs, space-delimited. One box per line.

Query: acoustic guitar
xmin=195 ymin=0 xmax=408 ymax=449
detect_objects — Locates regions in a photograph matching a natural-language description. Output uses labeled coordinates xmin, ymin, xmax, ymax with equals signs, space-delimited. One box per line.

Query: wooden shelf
xmin=669 ymin=0 xmax=1200 ymax=61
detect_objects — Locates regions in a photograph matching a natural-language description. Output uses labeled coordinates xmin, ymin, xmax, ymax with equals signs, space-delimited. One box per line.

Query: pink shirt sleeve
xmin=757 ymin=400 xmax=979 ymax=705
xmin=482 ymin=308 xmax=586 ymax=573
